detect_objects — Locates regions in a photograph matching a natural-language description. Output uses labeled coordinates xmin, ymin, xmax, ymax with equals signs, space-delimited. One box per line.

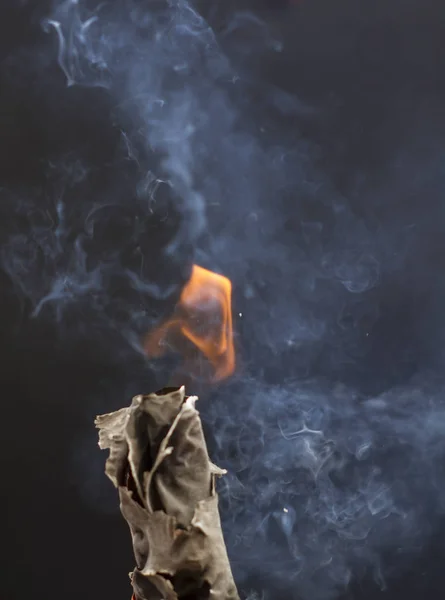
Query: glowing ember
xmin=144 ymin=264 xmax=235 ymax=382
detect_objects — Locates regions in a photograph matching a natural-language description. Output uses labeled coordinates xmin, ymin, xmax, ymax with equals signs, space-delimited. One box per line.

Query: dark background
xmin=2 ymin=1 xmax=445 ymax=599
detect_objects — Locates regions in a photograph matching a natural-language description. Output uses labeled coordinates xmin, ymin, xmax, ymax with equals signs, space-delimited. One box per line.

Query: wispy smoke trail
xmin=2 ymin=1 xmax=445 ymax=599
xmin=206 ymin=376 xmax=445 ymax=599
xmin=2 ymin=0 xmax=243 ymax=345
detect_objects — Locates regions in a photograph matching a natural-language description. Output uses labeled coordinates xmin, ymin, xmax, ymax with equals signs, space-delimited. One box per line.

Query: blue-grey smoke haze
xmin=1 ymin=1 xmax=445 ymax=600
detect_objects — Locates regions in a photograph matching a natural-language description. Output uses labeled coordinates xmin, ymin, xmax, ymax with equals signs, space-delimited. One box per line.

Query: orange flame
xmin=144 ymin=264 xmax=235 ymax=382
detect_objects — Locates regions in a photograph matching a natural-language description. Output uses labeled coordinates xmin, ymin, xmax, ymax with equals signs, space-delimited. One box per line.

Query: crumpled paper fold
xmin=95 ymin=386 xmax=239 ymax=600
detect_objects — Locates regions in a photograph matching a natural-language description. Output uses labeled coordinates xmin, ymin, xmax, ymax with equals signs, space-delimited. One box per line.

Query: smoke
xmin=205 ymin=375 xmax=445 ymax=599
xmin=1 ymin=0 xmax=239 ymax=348
xmin=2 ymin=0 xmax=445 ymax=599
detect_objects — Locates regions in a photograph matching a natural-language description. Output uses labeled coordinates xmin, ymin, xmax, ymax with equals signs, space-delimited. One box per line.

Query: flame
xmin=144 ymin=264 xmax=235 ymax=381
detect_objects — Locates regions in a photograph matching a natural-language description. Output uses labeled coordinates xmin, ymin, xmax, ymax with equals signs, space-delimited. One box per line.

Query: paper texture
xmin=95 ymin=386 xmax=239 ymax=600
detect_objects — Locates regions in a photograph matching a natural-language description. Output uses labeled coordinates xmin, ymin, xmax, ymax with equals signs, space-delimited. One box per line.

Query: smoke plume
xmin=2 ymin=1 xmax=445 ymax=599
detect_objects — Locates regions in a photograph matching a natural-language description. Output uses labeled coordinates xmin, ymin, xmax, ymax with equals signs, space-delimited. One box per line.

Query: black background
xmin=2 ymin=1 xmax=445 ymax=599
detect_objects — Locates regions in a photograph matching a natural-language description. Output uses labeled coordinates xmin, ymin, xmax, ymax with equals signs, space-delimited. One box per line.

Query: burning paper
xmin=144 ymin=265 xmax=235 ymax=382
xmin=95 ymin=386 xmax=239 ymax=600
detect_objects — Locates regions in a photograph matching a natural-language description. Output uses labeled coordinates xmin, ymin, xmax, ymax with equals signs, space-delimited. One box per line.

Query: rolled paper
xmin=95 ymin=386 xmax=239 ymax=600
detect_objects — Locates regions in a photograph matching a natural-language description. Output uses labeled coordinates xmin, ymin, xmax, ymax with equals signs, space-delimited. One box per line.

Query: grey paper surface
xmin=95 ymin=386 xmax=239 ymax=600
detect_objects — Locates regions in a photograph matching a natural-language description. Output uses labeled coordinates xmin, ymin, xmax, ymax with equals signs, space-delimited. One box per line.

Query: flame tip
xmin=145 ymin=264 xmax=235 ymax=382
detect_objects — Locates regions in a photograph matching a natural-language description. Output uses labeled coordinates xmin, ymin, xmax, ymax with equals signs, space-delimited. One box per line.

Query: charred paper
xmin=95 ymin=386 xmax=239 ymax=600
